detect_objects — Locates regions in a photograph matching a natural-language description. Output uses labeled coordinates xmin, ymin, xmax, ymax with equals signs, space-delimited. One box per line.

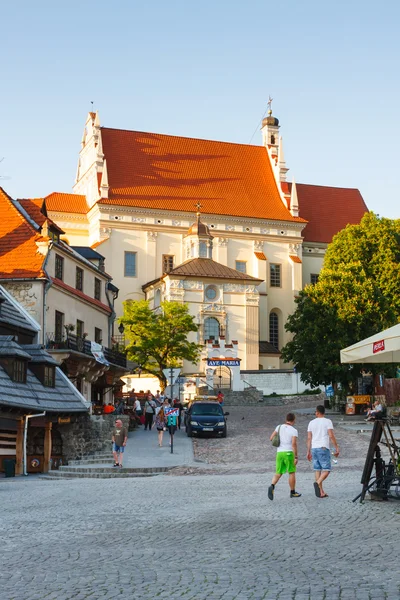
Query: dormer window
xmin=13 ymin=360 xmax=27 ymax=383
xmin=44 ymin=365 xmax=55 ymax=387
xmin=49 ymin=228 xmax=60 ymax=243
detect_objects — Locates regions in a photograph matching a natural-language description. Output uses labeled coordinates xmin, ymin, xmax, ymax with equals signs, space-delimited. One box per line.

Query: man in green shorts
xmin=268 ymin=413 xmax=301 ymax=500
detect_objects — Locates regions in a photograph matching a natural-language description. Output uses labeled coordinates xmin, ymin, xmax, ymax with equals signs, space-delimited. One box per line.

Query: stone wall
xmin=1 ymin=281 xmax=42 ymax=325
xmin=240 ymin=370 xmax=318 ymax=396
xmin=57 ymin=414 xmax=130 ymax=463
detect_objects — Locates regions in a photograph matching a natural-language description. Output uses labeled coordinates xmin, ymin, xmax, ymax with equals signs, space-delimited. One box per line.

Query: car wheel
xmin=221 ymin=427 xmax=227 ymax=438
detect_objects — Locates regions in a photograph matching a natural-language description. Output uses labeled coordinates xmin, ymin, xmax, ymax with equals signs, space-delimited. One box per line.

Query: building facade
xmin=33 ymin=108 xmax=367 ymax=376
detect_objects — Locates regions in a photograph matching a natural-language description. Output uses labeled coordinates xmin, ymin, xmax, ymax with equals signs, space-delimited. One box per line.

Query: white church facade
xmin=42 ymin=108 xmax=368 ymax=379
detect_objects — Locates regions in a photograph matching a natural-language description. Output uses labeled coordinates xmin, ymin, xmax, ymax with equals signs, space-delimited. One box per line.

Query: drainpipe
xmin=23 ymin=412 xmax=46 ymax=476
xmin=42 ymin=242 xmax=54 ymax=345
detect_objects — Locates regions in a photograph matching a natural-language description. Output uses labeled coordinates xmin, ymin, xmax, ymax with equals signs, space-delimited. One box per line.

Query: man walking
xmin=268 ymin=413 xmax=301 ymax=500
xmin=307 ymin=405 xmax=340 ymax=498
xmin=144 ymin=395 xmax=157 ymax=430
xmin=112 ymin=419 xmax=128 ymax=467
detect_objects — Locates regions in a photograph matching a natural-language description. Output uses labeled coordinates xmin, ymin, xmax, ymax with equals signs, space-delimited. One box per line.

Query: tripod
xmin=353 ymin=420 xmax=400 ymax=503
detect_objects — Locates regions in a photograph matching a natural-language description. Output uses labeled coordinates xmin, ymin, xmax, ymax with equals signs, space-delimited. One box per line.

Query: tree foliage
xmin=282 ymin=213 xmax=400 ymax=388
xmin=120 ymin=300 xmax=200 ymax=390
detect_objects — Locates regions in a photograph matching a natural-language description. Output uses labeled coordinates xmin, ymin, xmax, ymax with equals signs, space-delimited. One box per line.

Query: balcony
xmin=45 ymin=333 xmax=127 ymax=368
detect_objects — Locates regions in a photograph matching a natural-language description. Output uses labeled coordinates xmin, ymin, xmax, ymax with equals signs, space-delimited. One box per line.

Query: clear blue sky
xmin=1 ymin=0 xmax=399 ymax=218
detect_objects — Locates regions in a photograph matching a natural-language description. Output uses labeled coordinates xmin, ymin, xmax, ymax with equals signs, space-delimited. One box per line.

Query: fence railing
xmin=45 ymin=333 xmax=127 ymax=368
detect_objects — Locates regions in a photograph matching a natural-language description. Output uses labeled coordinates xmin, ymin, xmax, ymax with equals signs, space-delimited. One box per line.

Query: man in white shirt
xmin=268 ymin=413 xmax=301 ymax=500
xmin=307 ymin=405 xmax=340 ymax=498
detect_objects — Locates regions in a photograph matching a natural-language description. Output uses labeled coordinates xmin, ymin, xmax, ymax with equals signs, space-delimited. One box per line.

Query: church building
xmin=41 ymin=107 xmax=368 ymax=375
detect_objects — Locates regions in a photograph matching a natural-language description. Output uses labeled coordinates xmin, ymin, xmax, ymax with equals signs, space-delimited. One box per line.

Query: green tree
xmin=282 ymin=213 xmax=400 ymax=389
xmin=120 ymin=300 xmax=200 ymax=390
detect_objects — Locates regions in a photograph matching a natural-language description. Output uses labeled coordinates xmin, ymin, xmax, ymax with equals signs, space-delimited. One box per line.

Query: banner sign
xmin=373 ymin=340 xmax=385 ymax=354
xmin=207 ymin=359 xmax=240 ymax=367
xmin=91 ymin=341 xmax=109 ymax=365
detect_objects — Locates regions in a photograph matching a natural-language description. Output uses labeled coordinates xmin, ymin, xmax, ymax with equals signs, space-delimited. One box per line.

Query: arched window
xmin=199 ymin=241 xmax=207 ymax=258
xmin=271 ymin=134 xmax=275 ymax=144
xmin=204 ymin=317 xmax=220 ymax=342
xmin=154 ymin=289 xmax=161 ymax=308
xmin=269 ymin=312 xmax=279 ymax=350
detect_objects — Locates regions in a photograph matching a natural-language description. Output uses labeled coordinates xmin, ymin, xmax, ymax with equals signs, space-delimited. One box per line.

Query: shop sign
xmin=58 ymin=416 xmax=71 ymax=424
xmin=207 ymin=359 xmax=240 ymax=367
xmin=373 ymin=340 xmax=385 ymax=354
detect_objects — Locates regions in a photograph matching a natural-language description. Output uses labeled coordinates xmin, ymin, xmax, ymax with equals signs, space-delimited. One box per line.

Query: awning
xmin=340 ymin=323 xmax=400 ymax=364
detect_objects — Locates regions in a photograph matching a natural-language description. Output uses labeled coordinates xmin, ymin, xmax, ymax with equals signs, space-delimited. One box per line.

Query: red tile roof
xmin=0 ymin=187 xmax=46 ymax=279
xmin=289 ymin=255 xmax=302 ymax=263
xmin=51 ymin=278 xmax=112 ymax=314
xmin=165 ymin=258 xmax=262 ymax=281
xmin=291 ymin=183 xmax=368 ymax=244
xmin=99 ymin=128 xmax=306 ymax=223
xmin=45 ymin=192 xmax=89 ymax=214
xmin=254 ymin=251 xmax=267 ymax=260
xmin=19 ymin=198 xmax=64 ymax=233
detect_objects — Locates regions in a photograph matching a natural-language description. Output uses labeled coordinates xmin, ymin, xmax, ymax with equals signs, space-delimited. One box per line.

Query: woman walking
xmin=155 ymin=407 xmax=166 ymax=447
xmin=144 ymin=395 xmax=156 ymax=431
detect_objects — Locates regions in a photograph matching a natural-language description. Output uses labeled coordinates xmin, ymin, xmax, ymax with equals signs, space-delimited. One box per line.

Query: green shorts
xmin=276 ymin=451 xmax=296 ymax=474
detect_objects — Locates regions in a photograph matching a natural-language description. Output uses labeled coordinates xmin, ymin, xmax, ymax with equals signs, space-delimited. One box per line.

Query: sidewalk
xmin=116 ymin=424 xmax=197 ymax=469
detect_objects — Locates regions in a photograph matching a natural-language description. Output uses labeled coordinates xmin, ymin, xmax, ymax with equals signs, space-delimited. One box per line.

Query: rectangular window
xmin=55 ymin=311 xmax=64 ymax=342
xmin=44 ymin=365 xmax=55 ymax=387
xmin=235 ymin=261 xmax=247 ymax=273
xmin=94 ymin=328 xmax=103 ymax=344
xmin=76 ymin=320 xmax=84 ymax=338
xmin=55 ymin=254 xmax=64 ymax=280
xmin=13 ymin=360 xmax=26 ymax=383
xmin=270 ymin=263 xmax=281 ymax=287
xmin=94 ymin=278 xmax=101 ymax=301
xmin=310 ymin=273 xmax=319 ymax=285
xmin=124 ymin=251 xmax=137 ymax=277
xmin=162 ymin=255 xmax=174 ymax=273
xmin=76 ymin=267 xmax=84 ymax=291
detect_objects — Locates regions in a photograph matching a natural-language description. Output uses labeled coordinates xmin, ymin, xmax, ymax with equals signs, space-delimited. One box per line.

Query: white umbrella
xmin=340 ymin=323 xmax=400 ymax=364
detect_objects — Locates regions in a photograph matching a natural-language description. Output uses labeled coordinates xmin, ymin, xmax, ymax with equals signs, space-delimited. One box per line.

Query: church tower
xmin=183 ymin=208 xmax=214 ymax=261
xmin=261 ymin=99 xmax=289 ymax=186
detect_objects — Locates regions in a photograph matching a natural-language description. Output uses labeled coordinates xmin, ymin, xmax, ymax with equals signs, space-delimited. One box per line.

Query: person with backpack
xmin=268 ymin=412 xmax=301 ymax=500
xmin=144 ymin=395 xmax=157 ymax=431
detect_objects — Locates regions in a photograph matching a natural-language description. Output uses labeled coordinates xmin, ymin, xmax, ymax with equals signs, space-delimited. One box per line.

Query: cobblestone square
xmin=1 ymin=404 xmax=399 ymax=600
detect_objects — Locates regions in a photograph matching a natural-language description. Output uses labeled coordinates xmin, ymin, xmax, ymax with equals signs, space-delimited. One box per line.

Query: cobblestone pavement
xmin=1 ymin=403 xmax=399 ymax=600
xmin=190 ymin=403 xmax=375 ymax=473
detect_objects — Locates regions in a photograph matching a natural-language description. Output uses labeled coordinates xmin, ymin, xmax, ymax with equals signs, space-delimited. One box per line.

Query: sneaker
xmin=268 ymin=485 xmax=274 ymax=501
xmin=113 ymin=463 xmax=119 ymax=468
xmin=290 ymin=490 xmax=302 ymax=498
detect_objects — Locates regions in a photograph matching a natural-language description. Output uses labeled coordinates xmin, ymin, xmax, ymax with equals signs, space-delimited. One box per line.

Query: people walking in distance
xmin=268 ymin=413 xmax=301 ymax=500
xmin=307 ymin=405 xmax=339 ymax=498
xmin=112 ymin=419 xmax=128 ymax=467
xmin=134 ymin=396 xmax=142 ymax=418
xmin=173 ymin=397 xmax=183 ymax=429
xmin=155 ymin=407 xmax=167 ymax=447
xmin=144 ymin=396 xmax=157 ymax=431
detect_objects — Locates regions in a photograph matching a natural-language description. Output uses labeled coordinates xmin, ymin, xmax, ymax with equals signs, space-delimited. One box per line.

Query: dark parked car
xmin=185 ymin=401 xmax=229 ymax=438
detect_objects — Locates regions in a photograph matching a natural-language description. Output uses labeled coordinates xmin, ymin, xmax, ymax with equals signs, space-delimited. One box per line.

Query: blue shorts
xmin=312 ymin=447 xmax=331 ymax=472
xmin=113 ymin=443 xmax=125 ymax=453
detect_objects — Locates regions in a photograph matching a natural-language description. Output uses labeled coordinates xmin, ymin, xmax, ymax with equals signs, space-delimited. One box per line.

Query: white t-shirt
xmin=307 ymin=417 xmax=334 ymax=449
xmin=275 ymin=424 xmax=298 ymax=452
xmin=134 ymin=399 xmax=141 ymax=411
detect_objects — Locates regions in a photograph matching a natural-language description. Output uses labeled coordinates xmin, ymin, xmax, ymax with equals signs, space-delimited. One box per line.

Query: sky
xmin=1 ymin=0 xmax=399 ymax=219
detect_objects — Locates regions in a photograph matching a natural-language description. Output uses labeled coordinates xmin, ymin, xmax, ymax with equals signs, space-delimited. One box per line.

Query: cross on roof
xmin=195 ymin=201 xmax=203 ymax=213
xmin=267 ymin=95 xmax=273 ymax=114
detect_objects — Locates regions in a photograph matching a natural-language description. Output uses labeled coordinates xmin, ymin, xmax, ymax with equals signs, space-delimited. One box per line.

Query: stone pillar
xmin=43 ymin=422 xmax=53 ymax=473
xmin=146 ymin=231 xmax=157 ymax=282
xmin=15 ymin=418 xmax=24 ymax=476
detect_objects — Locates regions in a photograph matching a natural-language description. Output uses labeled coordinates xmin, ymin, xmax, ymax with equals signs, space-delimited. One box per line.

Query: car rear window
xmin=191 ymin=404 xmax=223 ymax=416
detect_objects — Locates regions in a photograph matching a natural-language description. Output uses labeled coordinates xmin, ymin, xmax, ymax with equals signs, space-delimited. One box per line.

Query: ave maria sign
xmin=207 ymin=359 xmax=240 ymax=367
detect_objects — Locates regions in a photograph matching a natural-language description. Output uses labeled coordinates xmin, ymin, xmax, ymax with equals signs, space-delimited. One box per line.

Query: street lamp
xmin=118 ymin=323 xmax=125 ymax=335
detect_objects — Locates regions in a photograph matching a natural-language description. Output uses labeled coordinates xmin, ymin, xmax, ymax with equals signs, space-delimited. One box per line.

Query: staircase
xmin=40 ymin=451 xmax=172 ymax=479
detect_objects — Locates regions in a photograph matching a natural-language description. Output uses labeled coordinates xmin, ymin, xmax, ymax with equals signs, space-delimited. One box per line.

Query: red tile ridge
xmin=289 ymin=254 xmax=302 ymax=263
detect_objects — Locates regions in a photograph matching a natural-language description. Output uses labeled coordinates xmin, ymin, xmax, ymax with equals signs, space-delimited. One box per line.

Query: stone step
xmin=58 ymin=465 xmax=170 ymax=474
xmin=39 ymin=471 xmax=162 ymax=479
xmin=68 ymin=456 xmax=113 ymax=467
